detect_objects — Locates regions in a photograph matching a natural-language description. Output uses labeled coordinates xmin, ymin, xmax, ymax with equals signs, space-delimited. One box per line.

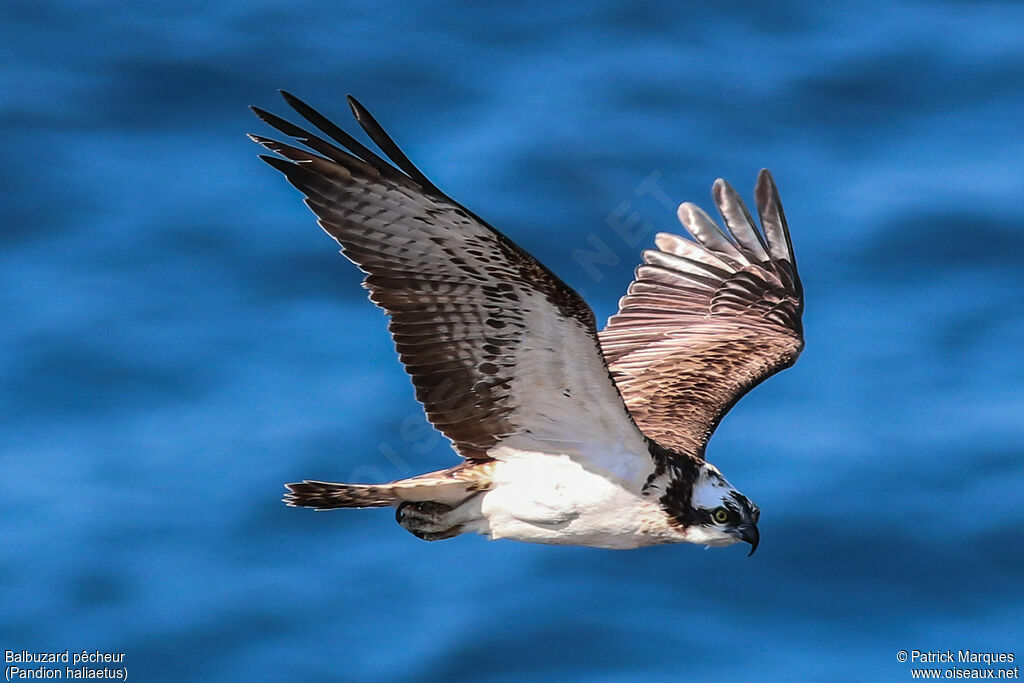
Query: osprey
xmin=250 ymin=92 xmax=804 ymax=553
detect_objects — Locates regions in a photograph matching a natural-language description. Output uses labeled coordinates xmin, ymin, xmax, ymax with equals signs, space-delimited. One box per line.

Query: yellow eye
xmin=713 ymin=508 xmax=730 ymax=524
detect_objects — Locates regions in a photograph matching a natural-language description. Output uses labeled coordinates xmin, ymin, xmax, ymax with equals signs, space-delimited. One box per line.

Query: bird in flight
xmin=250 ymin=92 xmax=803 ymax=553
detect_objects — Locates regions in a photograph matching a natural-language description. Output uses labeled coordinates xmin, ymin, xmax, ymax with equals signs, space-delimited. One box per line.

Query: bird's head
xmin=668 ymin=462 xmax=760 ymax=555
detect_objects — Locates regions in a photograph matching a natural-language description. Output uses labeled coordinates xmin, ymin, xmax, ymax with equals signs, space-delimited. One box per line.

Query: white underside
xmin=426 ymin=288 xmax=687 ymax=549
xmin=461 ymin=447 xmax=687 ymax=549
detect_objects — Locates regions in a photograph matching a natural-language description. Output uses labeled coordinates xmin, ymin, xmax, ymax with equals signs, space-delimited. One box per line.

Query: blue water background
xmin=2 ymin=1 xmax=1022 ymax=680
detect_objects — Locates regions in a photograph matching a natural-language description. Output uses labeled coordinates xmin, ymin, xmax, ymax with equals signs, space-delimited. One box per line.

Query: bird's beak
xmin=740 ymin=524 xmax=760 ymax=556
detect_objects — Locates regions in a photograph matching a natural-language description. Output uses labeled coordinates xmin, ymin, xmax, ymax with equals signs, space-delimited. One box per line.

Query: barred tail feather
xmin=284 ymin=480 xmax=398 ymax=509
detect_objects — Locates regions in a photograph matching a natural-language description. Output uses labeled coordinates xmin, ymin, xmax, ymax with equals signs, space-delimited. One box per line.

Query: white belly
xmin=473 ymin=448 xmax=671 ymax=549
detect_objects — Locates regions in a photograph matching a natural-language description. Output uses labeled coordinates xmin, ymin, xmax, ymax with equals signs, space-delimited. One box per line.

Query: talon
xmin=395 ymin=501 xmax=461 ymax=540
xmin=395 ymin=501 xmax=411 ymax=524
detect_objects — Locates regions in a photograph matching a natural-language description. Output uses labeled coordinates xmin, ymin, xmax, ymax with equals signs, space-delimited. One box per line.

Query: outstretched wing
xmin=599 ymin=170 xmax=803 ymax=459
xmin=251 ymin=93 xmax=651 ymax=484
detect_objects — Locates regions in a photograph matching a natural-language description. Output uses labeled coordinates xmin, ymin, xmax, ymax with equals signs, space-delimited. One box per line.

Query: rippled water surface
xmin=2 ymin=1 xmax=1023 ymax=680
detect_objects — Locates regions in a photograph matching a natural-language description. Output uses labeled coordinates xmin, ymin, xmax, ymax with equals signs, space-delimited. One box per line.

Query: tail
xmin=284 ymin=464 xmax=494 ymax=510
xmin=284 ymin=481 xmax=397 ymax=509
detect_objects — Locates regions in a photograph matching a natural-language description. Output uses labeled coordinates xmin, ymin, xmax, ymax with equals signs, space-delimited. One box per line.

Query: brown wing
xmin=250 ymin=93 xmax=649 ymax=475
xmin=598 ymin=170 xmax=804 ymax=459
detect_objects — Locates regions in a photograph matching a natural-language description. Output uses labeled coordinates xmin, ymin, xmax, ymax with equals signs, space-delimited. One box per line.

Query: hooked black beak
xmin=740 ymin=524 xmax=760 ymax=556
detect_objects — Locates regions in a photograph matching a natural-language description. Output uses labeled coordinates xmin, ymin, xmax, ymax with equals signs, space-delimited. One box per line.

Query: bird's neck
xmin=641 ymin=441 xmax=703 ymax=528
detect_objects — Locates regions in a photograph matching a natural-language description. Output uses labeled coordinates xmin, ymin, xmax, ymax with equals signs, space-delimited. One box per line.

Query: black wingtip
xmin=343 ymin=95 xmax=442 ymax=195
xmin=251 ymin=105 xmax=305 ymax=137
xmin=346 ymin=94 xmax=367 ymax=122
xmin=258 ymin=153 xmax=292 ymax=172
xmin=278 ymin=90 xmax=320 ymax=121
xmin=252 ymin=106 xmax=303 ymax=139
xmin=275 ymin=91 xmax=394 ymax=173
xmin=278 ymin=90 xmax=310 ymax=117
xmin=250 ymin=105 xmax=272 ymax=123
xmin=279 ymin=90 xmax=314 ymax=115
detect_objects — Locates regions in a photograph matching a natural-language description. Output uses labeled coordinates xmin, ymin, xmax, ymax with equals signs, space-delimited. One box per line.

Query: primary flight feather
xmin=250 ymin=92 xmax=804 ymax=552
